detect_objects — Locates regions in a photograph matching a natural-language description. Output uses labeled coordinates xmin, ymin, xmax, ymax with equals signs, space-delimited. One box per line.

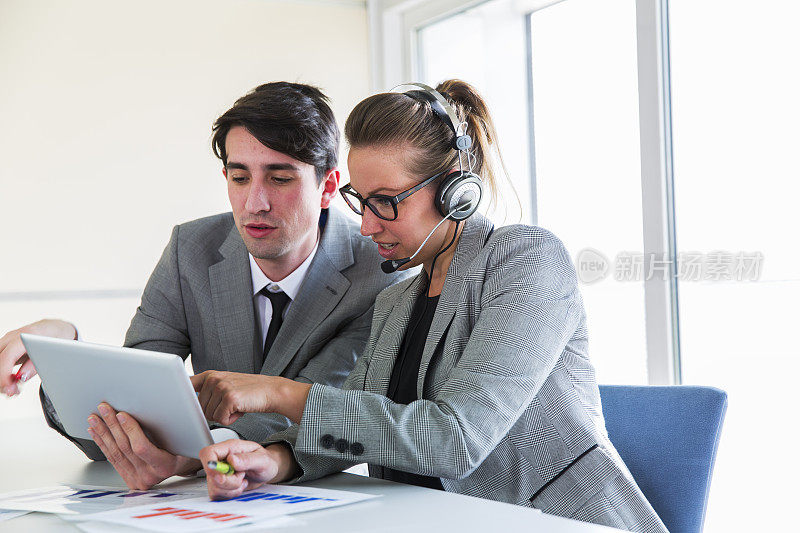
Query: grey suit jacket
xmin=42 ymin=207 xmax=409 ymax=459
xmin=267 ymin=213 xmax=667 ymax=533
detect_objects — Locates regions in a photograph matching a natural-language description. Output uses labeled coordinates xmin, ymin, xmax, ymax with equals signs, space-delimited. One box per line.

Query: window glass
xmin=418 ymin=0 xmax=532 ymax=225
xmin=530 ymin=0 xmax=647 ymax=384
xmin=670 ymin=1 xmax=800 ymax=530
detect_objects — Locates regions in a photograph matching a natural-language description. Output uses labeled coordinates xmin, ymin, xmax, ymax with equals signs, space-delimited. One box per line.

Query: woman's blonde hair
xmin=345 ymin=79 xmax=516 ymax=214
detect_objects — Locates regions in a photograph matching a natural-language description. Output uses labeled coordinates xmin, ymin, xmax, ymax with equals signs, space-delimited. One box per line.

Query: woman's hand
xmin=199 ymin=440 xmax=300 ymax=500
xmin=0 ymin=319 xmax=77 ymax=396
xmin=191 ymin=371 xmax=312 ymax=425
xmin=191 ymin=371 xmax=272 ymax=425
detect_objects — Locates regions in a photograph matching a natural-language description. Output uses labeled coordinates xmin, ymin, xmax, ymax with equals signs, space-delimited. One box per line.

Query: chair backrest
xmin=598 ymin=385 xmax=727 ymax=533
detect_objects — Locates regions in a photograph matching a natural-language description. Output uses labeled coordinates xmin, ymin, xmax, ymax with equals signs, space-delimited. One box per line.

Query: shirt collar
xmin=248 ymin=240 xmax=319 ymax=301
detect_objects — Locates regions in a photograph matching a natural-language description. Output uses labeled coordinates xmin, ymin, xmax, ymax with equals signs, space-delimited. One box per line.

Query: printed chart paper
xmin=84 ymin=484 xmax=378 ymax=532
xmin=0 ymin=485 xmax=204 ymax=516
xmin=0 ymin=509 xmax=31 ymax=522
xmin=74 ymin=515 xmax=300 ymax=533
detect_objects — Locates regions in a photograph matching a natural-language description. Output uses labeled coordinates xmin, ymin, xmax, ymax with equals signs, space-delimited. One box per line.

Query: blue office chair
xmin=598 ymin=385 xmax=727 ymax=533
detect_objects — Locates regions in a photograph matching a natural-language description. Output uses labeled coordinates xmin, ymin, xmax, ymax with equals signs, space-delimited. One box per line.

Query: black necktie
xmin=261 ymin=288 xmax=291 ymax=362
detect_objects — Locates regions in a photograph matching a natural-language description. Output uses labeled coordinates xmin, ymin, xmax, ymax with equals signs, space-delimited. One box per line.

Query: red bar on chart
xmin=176 ymin=511 xmax=213 ymax=519
xmin=216 ymin=514 xmax=249 ymax=522
xmin=133 ymin=507 xmax=181 ymax=519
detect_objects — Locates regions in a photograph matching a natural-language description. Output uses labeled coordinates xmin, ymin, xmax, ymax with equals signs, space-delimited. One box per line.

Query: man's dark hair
xmin=212 ymin=82 xmax=339 ymax=183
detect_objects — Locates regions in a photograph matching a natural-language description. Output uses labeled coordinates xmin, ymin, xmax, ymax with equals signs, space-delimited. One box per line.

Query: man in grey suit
xmin=0 ymin=82 xmax=407 ymax=490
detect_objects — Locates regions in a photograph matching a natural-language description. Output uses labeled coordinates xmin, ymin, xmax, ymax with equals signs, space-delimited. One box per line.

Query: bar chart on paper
xmin=0 ymin=485 xmax=203 ymax=516
xmin=81 ymin=484 xmax=379 ymax=532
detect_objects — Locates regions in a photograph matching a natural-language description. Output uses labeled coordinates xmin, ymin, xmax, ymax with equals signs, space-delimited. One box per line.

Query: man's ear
xmin=320 ymin=168 xmax=340 ymax=209
xmin=222 ymin=167 xmax=228 ymax=180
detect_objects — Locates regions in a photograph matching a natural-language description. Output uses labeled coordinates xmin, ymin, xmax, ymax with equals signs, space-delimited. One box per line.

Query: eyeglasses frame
xmin=339 ymin=169 xmax=447 ymax=221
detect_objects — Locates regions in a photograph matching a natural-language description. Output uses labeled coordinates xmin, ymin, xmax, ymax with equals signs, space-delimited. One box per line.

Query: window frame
xmin=368 ymin=0 xmax=681 ymax=384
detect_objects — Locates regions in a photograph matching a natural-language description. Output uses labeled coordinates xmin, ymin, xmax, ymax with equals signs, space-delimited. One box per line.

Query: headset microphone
xmin=380 ymin=194 xmax=475 ymax=274
xmin=378 ymin=83 xmax=484 ymax=274
xmin=381 ymin=257 xmax=411 ymax=274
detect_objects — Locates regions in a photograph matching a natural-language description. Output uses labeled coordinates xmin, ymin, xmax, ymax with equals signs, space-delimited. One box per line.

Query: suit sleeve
xmin=123 ymin=225 xmax=192 ymax=355
xmin=225 ymin=300 xmax=376 ymax=444
xmin=262 ymin=296 xmax=390 ymax=481
xmin=276 ymin=231 xmax=582 ymax=483
xmin=40 ymin=225 xmax=192 ymax=460
xmin=252 ymin=269 xmax=409 ymax=455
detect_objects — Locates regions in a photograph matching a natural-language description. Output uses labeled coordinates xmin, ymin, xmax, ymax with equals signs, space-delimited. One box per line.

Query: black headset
xmin=392 ymin=83 xmax=483 ymax=221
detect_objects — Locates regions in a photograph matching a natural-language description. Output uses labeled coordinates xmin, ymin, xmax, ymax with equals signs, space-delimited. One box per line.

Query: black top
xmin=384 ymin=291 xmax=444 ymax=491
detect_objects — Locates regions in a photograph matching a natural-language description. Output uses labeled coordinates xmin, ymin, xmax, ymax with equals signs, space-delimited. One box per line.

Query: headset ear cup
xmin=437 ymin=172 xmax=483 ymax=220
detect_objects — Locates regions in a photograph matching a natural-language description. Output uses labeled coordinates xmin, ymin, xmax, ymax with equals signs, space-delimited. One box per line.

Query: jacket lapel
xmin=209 ymin=226 xmax=257 ymax=373
xmin=364 ymin=275 xmax=426 ymax=395
xmin=260 ymin=209 xmax=354 ymax=377
xmin=417 ymin=214 xmax=494 ymax=398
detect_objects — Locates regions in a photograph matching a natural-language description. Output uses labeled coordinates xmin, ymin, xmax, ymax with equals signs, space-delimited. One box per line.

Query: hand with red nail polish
xmin=0 ymin=319 xmax=77 ymax=396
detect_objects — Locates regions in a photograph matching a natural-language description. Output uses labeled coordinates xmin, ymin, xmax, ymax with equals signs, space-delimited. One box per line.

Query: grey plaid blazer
xmin=267 ymin=213 xmax=667 ymax=532
xmin=41 ymin=207 xmax=409 ymax=459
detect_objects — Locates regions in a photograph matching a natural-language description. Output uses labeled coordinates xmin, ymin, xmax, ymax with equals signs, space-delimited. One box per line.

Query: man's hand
xmin=199 ymin=440 xmax=299 ymax=501
xmin=87 ymin=402 xmax=200 ymax=490
xmin=191 ymin=371 xmax=312 ymax=425
xmin=0 ymin=319 xmax=77 ymax=396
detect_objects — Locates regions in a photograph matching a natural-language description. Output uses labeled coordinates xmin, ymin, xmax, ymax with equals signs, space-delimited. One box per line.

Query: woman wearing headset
xmin=193 ymin=80 xmax=667 ymax=532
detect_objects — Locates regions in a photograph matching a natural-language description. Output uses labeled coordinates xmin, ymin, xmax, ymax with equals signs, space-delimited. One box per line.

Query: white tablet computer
xmin=21 ymin=333 xmax=214 ymax=458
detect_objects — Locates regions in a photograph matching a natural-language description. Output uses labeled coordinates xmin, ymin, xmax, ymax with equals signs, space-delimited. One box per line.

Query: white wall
xmin=0 ymin=0 xmax=370 ymax=419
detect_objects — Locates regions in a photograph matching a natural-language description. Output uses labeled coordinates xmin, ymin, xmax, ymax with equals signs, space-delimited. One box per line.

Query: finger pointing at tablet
xmin=190 ymin=371 xmax=312 ymax=425
xmin=191 ymin=371 xmax=275 ymax=425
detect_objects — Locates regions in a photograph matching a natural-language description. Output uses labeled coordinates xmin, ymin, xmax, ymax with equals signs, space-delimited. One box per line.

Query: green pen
xmin=207 ymin=460 xmax=235 ymax=475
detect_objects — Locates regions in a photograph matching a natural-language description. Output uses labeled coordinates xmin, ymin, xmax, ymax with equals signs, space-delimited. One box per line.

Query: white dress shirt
xmin=212 ymin=241 xmax=319 ymax=443
xmin=249 ymin=240 xmax=319 ymax=351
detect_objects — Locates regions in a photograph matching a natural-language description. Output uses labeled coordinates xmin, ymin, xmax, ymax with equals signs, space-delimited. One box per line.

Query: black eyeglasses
xmin=339 ymin=170 xmax=446 ymax=221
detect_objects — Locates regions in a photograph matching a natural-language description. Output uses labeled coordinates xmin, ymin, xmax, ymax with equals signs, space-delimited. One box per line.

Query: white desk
xmin=0 ymin=417 xmax=622 ymax=532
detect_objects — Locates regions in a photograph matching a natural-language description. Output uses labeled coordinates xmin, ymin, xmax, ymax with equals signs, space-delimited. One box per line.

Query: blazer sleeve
xmin=229 ymin=268 xmax=409 ymax=444
xmin=261 ymin=298 xmax=392 ymax=480
xmin=40 ymin=225 xmax=192 ymax=461
xmin=275 ymin=230 xmax=582 ymax=483
xmin=123 ymin=225 xmax=192 ymax=355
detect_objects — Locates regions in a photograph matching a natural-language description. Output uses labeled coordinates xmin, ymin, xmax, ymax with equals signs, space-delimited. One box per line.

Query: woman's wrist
xmin=264 ymin=442 xmax=301 ymax=482
xmin=37 ymin=319 xmax=77 ymax=340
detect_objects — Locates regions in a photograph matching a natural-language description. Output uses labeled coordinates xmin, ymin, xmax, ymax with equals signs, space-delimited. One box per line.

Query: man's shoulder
xmin=321 ymin=208 xmax=375 ymax=269
xmin=155 ymin=212 xmax=240 ymax=270
xmin=176 ymin=212 xmax=234 ymax=237
xmin=172 ymin=212 xmax=236 ymax=251
xmin=323 ymin=208 xmax=414 ymax=289
xmin=340 ymin=218 xmax=381 ymax=264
